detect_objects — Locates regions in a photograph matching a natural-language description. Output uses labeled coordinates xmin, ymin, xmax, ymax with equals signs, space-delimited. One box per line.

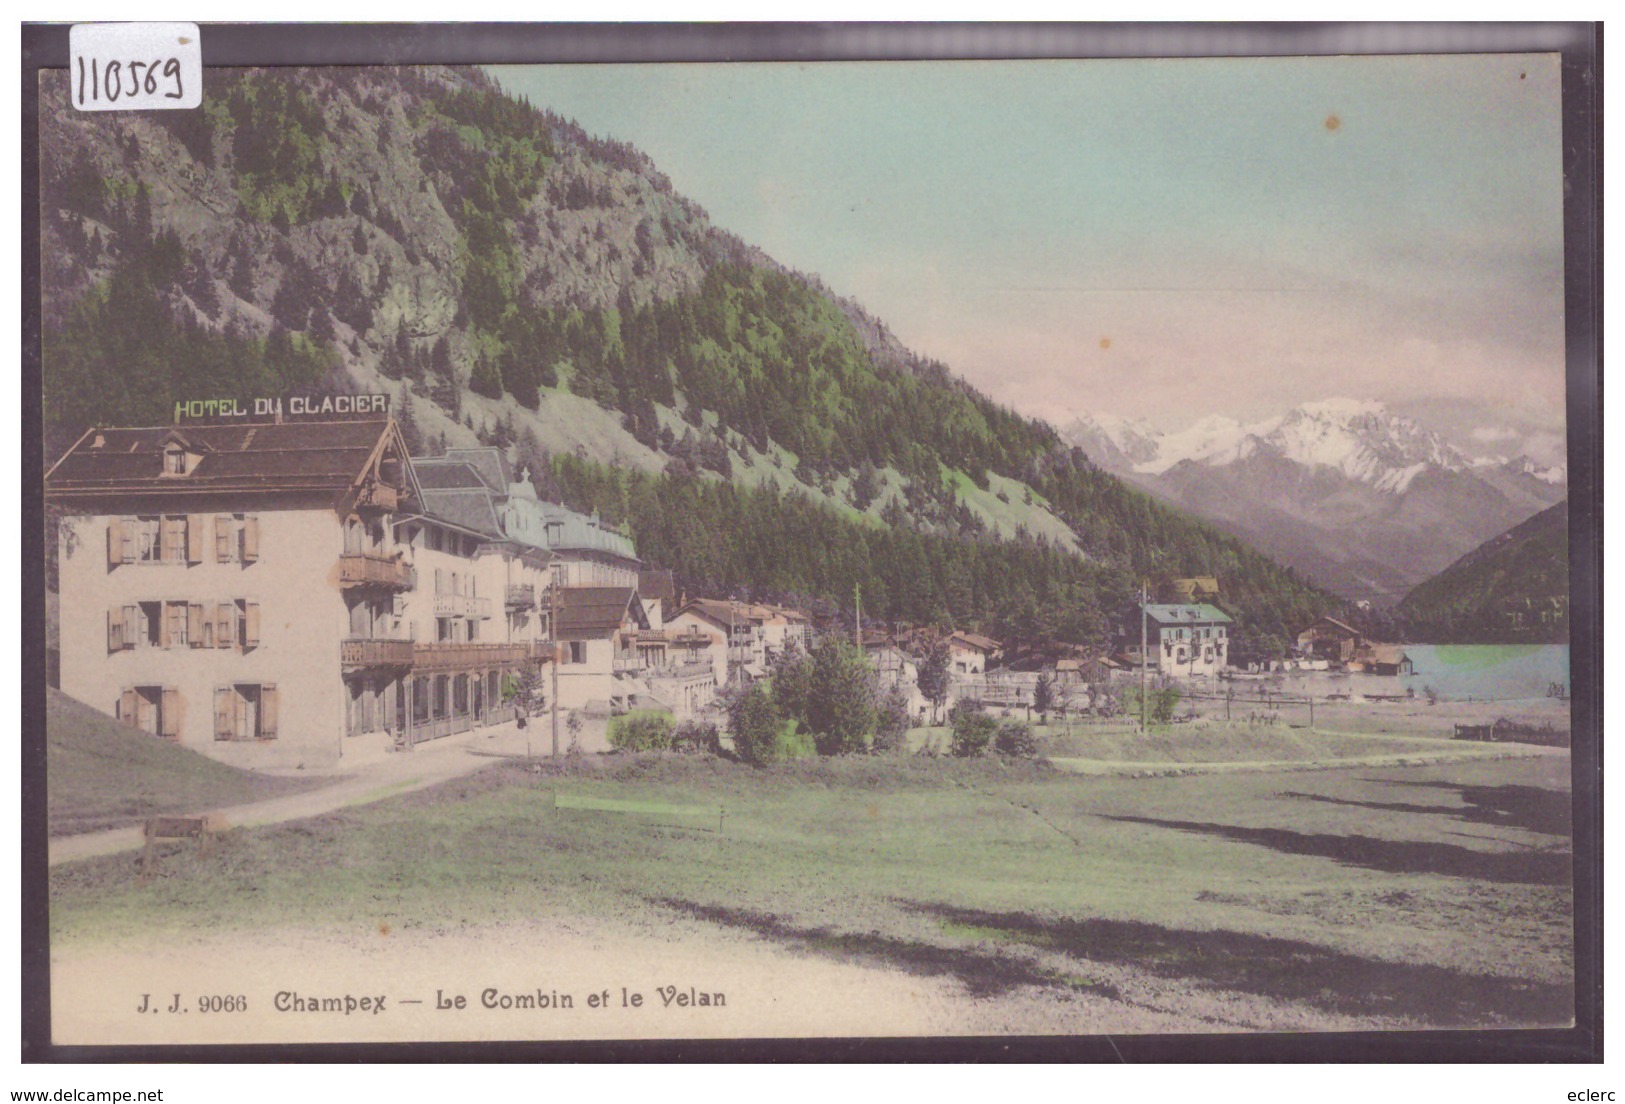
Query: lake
xmin=1258 ymin=644 xmax=1571 ymax=703
xmin=1397 ymin=644 xmax=1571 ymax=703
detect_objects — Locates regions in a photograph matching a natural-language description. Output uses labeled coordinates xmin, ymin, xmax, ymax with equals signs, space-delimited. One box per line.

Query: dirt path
xmin=47 ymin=720 xmax=549 ymax=867
xmin=50 ymin=915 xmax=1043 ymax=1045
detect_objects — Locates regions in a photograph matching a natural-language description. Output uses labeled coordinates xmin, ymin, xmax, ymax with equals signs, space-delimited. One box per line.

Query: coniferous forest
xmin=39 ymin=64 xmax=1338 ymax=653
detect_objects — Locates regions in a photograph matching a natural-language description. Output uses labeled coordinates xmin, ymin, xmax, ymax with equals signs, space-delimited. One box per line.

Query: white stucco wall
xmin=59 ymin=509 xmax=352 ymax=769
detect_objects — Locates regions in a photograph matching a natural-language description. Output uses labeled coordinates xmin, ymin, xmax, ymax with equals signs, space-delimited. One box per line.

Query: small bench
xmin=138 ymin=813 xmax=229 ymax=881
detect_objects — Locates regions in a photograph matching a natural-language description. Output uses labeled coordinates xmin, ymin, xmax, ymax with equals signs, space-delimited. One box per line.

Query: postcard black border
xmin=20 ymin=20 xmax=1603 ymax=1065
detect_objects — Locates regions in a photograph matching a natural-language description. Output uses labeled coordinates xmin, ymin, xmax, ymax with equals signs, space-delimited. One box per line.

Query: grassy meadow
xmin=48 ymin=748 xmax=1574 ymax=1032
xmin=45 ymin=688 xmax=325 ymax=837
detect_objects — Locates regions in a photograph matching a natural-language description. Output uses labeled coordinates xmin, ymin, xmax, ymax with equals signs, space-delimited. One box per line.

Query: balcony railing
xmin=505 ymin=584 xmax=536 ymax=610
xmin=433 ymin=593 xmax=493 ymax=620
xmin=341 ymin=637 xmax=415 ymax=670
xmin=613 ymin=655 xmax=645 ymax=673
xmin=354 ymin=483 xmax=401 ymax=512
xmin=339 ymin=552 xmax=415 ymax=591
xmin=412 ymin=641 xmax=533 ymax=672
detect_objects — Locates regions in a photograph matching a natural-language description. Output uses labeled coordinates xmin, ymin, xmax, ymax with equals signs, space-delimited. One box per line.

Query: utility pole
xmin=1140 ymin=582 xmax=1150 ymax=733
xmin=549 ymin=560 xmax=559 ymax=760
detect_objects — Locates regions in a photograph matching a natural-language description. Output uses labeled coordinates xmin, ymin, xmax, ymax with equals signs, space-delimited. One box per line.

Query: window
xmin=234 ymin=599 xmax=261 ymax=649
xmin=138 ymin=602 xmax=161 ymax=647
xmin=211 ymin=514 xmax=259 ymax=564
xmin=119 ymin=685 xmax=177 ymax=738
xmin=214 ymin=683 xmax=278 ymax=741
xmin=163 ymin=446 xmax=187 ymax=475
xmin=134 ymin=516 xmax=162 ymax=563
xmin=165 ymin=601 xmax=189 ymax=647
xmin=568 ymin=641 xmax=587 ymax=664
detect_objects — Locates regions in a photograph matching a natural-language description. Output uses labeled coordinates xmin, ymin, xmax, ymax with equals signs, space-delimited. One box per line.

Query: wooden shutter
xmin=158 ymin=517 xmax=174 ymax=563
xmin=188 ymin=603 xmax=205 ymax=646
xmin=107 ymin=520 xmax=125 ymax=568
xmin=214 ymin=515 xmax=232 ymax=562
xmin=157 ymin=603 xmax=171 ymax=648
xmin=120 ymin=688 xmax=138 ymax=727
xmin=186 ymin=516 xmax=204 ymax=563
xmin=124 ymin=605 xmax=140 ymax=650
xmin=216 ymin=603 xmax=234 ymax=649
xmin=244 ymin=601 xmax=261 ymax=648
xmin=161 ymin=688 xmax=180 ymax=739
xmin=241 ymin=516 xmax=260 ymax=562
xmin=214 ymin=687 xmax=233 ymax=740
xmin=107 ymin=608 xmax=124 ymax=653
xmin=260 ymin=684 xmax=279 ymax=738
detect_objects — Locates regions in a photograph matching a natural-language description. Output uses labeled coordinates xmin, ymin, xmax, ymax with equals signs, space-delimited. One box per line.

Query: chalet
xmin=551 ymin=586 xmax=648 ymax=711
xmin=1351 ymin=642 xmax=1414 ymax=677
xmin=1169 ymin=576 xmax=1221 ymax=603
xmin=1121 ymin=604 xmax=1233 ymax=680
xmin=1296 ymin=615 xmax=1364 ymax=664
xmin=673 ymin=598 xmax=813 ymax=676
xmin=946 ymin=631 xmax=1001 ymax=675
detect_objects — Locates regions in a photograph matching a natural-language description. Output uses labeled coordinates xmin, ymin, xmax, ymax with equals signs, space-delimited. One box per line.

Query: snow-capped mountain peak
xmin=1060 ymin=397 xmax=1474 ymax=495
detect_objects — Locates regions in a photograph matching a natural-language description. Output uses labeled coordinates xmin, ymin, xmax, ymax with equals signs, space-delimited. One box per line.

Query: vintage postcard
xmin=32 ymin=33 xmax=1592 ymax=1052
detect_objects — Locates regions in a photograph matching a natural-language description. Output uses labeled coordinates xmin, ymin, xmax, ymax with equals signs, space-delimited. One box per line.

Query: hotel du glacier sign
xmin=173 ymin=393 xmax=391 ymax=421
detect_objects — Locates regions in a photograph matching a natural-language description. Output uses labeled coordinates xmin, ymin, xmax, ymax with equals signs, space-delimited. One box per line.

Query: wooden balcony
xmin=341 ymin=637 xmax=415 ymax=670
xmin=433 ymin=593 xmax=493 ymax=620
xmin=505 ymin=584 xmax=536 ymax=610
xmin=354 ymin=482 xmax=401 ymax=512
xmin=339 ymin=552 xmax=415 ymax=591
xmin=412 ymin=641 xmax=533 ymax=673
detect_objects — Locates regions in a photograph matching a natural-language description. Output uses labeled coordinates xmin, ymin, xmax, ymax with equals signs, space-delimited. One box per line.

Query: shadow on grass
xmin=1098 ymin=815 xmax=1571 ymax=886
xmin=902 ymin=903 xmax=1573 ymax=1027
xmin=1333 ymin=781 xmax=1574 ymax=839
xmin=650 ymin=897 xmax=1120 ymax=1000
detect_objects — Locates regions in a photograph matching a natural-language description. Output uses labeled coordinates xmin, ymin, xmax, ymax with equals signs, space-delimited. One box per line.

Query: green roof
xmin=1141 ymin=603 xmax=1232 ymax=625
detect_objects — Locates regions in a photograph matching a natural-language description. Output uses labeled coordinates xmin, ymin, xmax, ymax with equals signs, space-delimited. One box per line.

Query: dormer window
xmin=164 ymin=445 xmax=188 ymax=475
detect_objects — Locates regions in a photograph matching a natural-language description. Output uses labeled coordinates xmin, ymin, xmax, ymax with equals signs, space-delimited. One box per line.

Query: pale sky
xmin=491 ymin=54 xmax=1567 ymax=464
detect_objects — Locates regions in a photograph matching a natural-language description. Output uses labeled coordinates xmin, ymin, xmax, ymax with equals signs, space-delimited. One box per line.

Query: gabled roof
xmin=555 ymin=586 xmax=647 ymax=641
xmin=45 ymin=419 xmax=413 ymax=504
xmin=669 ymin=603 xmax=733 ymax=632
xmin=949 ymin=631 xmax=1001 ymax=652
xmin=1302 ymin=615 xmax=1362 ymax=638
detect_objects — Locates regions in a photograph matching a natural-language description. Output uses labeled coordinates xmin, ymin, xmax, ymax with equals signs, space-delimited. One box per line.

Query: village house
xmin=671 ymin=598 xmax=813 ymax=679
xmin=1120 ymin=603 xmax=1233 ymax=681
xmin=1296 ymin=615 xmax=1364 ymax=664
xmin=1349 ymin=642 xmax=1415 ymax=677
xmin=946 ymin=630 xmax=1001 ymax=675
xmin=1169 ymin=576 xmax=1221 ymax=603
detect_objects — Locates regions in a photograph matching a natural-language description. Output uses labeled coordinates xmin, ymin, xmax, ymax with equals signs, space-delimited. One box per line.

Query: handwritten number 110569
xmin=77 ymin=56 xmax=184 ymax=105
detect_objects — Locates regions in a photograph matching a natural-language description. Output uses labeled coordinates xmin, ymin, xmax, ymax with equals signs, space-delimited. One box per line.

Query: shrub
xmin=949 ymin=702 xmax=997 ymax=758
xmin=805 ymin=639 xmax=877 ymax=755
xmin=872 ymin=686 xmax=911 ymax=754
xmin=607 ymin=710 xmax=674 ymax=752
xmin=672 ymin=720 xmax=720 ymax=755
xmin=994 ymin=720 xmax=1040 ymax=759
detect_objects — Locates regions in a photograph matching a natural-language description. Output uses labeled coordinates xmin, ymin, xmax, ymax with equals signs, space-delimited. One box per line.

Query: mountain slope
xmin=1061 ymin=401 xmax=1565 ymax=606
xmin=38 ymin=64 xmax=1335 ymax=648
xmin=1397 ymin=501 xmax=1570 ymax=644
